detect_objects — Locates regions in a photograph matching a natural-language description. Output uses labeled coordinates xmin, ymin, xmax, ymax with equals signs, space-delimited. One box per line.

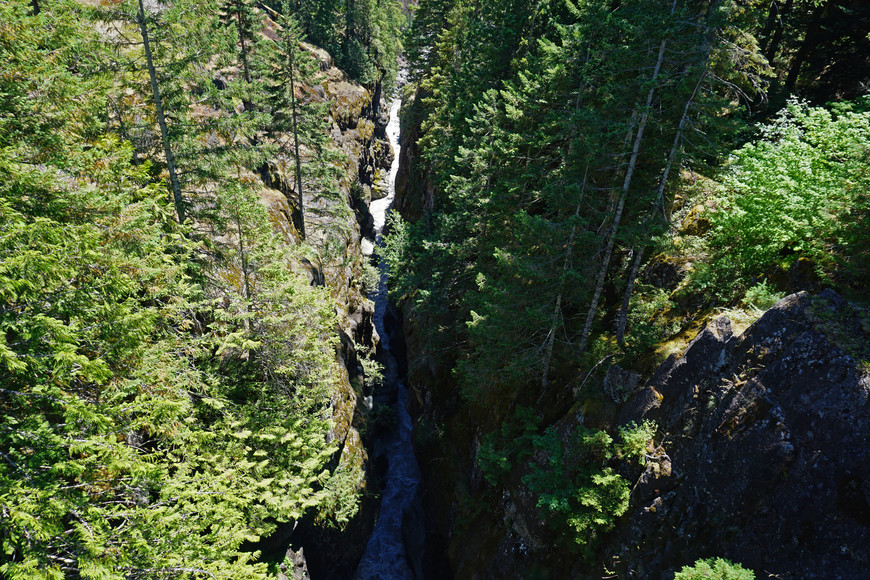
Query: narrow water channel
xmin=355 ymin=99 xmax=425 ymax=580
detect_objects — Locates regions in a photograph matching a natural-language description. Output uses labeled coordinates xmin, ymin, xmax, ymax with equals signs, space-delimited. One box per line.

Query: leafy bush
xmin=675 ymin=557 xmax=755 ymax=580
xmin=356 ymin=342 xmax=384 ymax=389
xmin=361 ymin=259 xmax=383 ymax=296
xmin=742 ymin=280 xmax=785 ymax=311
xmin=520 ymin=421 xmax=655 ymax=555
xmin=705 ymin=97 xmax=870 ymax=301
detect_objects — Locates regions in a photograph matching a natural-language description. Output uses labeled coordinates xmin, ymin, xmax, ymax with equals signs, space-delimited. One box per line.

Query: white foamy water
xmin=362 ymin=98 xmax=402 ymax=256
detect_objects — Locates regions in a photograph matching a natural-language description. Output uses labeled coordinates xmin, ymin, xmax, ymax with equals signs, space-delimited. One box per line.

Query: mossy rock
xmin=679 ymin=204 xmax=712 ymax=236
xmin=642 ymin=252 xmax=692 ymax=291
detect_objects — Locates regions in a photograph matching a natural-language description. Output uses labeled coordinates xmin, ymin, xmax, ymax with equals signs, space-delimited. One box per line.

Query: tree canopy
xmin=0 ymin=0 xmax=390 ymax=575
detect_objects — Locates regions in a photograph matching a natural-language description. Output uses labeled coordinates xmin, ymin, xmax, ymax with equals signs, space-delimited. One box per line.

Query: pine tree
xmin=0 ymin=2 xmax=356 ymax=575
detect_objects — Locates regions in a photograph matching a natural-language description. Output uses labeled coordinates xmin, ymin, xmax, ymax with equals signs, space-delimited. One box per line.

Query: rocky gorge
xmin=277 ymin=65 xmax=870 ymax=580
xmin=387 ymin=86 xmax=870 ymax=579
xmin=257 ymin=49 xmax=395 ymax=578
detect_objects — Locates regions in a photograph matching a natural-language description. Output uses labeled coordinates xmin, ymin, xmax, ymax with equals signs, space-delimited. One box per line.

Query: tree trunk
xmin=235 ymin=2 xmax=253 ymax=84
xmin=138 ymin=0 xmax=185 ymax=224
xmin=758 ymin=0 xmax=778 ymax=52
xmin=236 ymin=214 xmax=253 ymax=333
xmin=577 ymin=32 xmax=669 ymax=354
xmin=288 ymin=33 xmax=306 ymax=240
xmin=615 ymin=244 xmax=644 ymax=350
xmin=614 ymin=41 xmax=708 ymax=350
xmin=763 ymin=0 xmax=793 ymax=65
xmin=237 ymin=8 xmax=254 ymax=112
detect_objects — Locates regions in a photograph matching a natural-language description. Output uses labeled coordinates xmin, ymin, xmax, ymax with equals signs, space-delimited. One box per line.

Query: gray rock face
xmin=607 ymin=291 xmax=870 ymax=579
xmin=279 ymin=547 xmax=311 ymax=580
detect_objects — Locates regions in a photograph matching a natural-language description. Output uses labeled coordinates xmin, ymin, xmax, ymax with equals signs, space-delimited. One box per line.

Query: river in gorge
xmin=354 ymin=98 xmax=426 ymax=580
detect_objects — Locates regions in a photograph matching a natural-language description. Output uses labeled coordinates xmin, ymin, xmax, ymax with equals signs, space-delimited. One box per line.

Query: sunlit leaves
xmin=1 ymin=1 xmax=351 ymax=576
xmin=707 ymin=97 xmax=870 ymax=297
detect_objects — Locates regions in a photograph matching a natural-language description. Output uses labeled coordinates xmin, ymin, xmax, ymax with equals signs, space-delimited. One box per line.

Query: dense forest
xmin=387 ymin=0 xmax=870 ymax=577
xmin=390 ymin=0 xmax=870 ymax=404
xmin=1 ymin=0 xmax=401 ymax=576
xmin=2 ymin=0 xmax=870 ymax=577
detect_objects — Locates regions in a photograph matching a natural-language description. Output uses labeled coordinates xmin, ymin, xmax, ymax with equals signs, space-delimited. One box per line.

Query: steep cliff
xmin=254 ymin=50 xmax=395 ymax=577
xmin=602 ymin=290 xmax=870 ymax=578
xmin=401 ymin=287 xmax=870 ymax=578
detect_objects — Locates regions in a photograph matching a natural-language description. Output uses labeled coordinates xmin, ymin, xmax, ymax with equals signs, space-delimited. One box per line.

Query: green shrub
xmin=355 ymin=343 xmax=384 ymax=389
xmin=520 ymin=421 xmax=655 ymax=555
xmin=476 ymin=406 xmax=539 ymax=485
xmin=624 ymin=285 xmax=681 ymax=353
xmin=705 ymin=97 xmax=870 ymax=301
xmin=742 ymin=280 xmax=785 ymax=311
xmin=361 ymin=259 xmax=383 ymax=295
xmin=675 ymin=557 xmax=755 ymax=580
xmin=618 ymin=420 xmax=657 ymax=464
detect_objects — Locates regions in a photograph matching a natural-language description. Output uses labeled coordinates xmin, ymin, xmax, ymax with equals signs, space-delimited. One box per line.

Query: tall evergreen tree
xmin=389 ymin=0 xmax=769 ymax=404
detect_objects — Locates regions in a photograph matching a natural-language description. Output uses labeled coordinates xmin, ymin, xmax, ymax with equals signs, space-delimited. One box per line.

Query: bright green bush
xmin=520 ymin=421 xmax=656 ymax=555
xmin=706 ymin=97 xmax=870 ymax=300
xmin=675 ymin=557 xmax=755 ymax=580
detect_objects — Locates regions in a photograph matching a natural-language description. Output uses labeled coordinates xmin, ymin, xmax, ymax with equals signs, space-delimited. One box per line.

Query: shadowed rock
xmin=606 ymin=291 xmax=870 ymax=579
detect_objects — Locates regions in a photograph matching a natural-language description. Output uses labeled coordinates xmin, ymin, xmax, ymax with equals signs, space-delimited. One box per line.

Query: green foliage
xmin=360 ymin=260 xmax=382 ymax=296
xmin=393 ymin=0 xmax=767 ymax=410
xmin=521 ymin=425 xmax=630 ymax=556
xmin=675 ymin=558 xmax=755 ymax=580
xmin=0 ymin=0 xmax=363 ymax=575
xmin=281 ymin=0 xmax=404 ymax=88
xmin=704 ymin=97 xmax=870 ymax=301
xmin=742 ymin=280 xmax=785 ymax=310
xmin=617 ymin=420 xmax=657 ymax=464
xmin=479 ymin=420 xmax=655 ymax=556
xmin=315 ymin=460 xmax=363 ymax=529
xmin=623 ymin=286 xmax=681 ymax=356
xmin=476 ymin=406 xmax=539 ymax=485
xmin=380 ymin=213 xmax=411 ymax=297
xmin=355 ymin=343 xmax=384 ymax=389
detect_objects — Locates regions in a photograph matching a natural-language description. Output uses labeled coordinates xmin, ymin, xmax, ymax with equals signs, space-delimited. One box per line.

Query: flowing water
xmin=354 ymin=99 xmax=425 ymax=580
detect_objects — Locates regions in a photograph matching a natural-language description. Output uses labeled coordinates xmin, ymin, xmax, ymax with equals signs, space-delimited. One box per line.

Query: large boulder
xmin=604 ymin=291 xmax=870 ymax=579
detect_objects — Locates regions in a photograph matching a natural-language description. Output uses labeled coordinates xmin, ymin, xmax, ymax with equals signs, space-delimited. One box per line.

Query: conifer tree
xmin=136 ymin=0 xmax=186 ymax=223
xmin=264 ymin=6 xmax=316 ymax=239
xmin=220 ymin=0 xmax=259 ymax=85
xmin=0 ymin=2 xmax=357 ymax=575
